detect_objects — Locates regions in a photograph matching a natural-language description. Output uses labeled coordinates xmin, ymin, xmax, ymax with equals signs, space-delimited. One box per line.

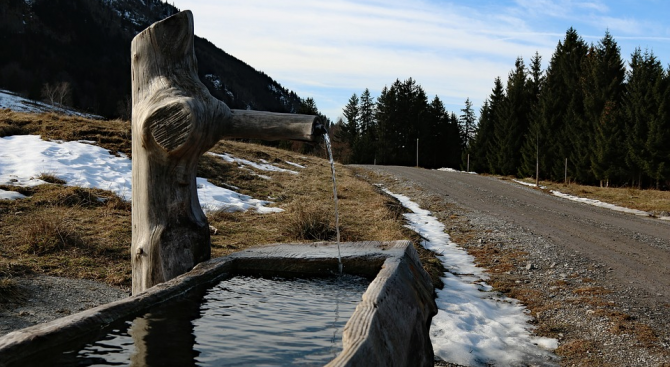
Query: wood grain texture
xmin=130 ymin=10 xmax=319 ymax=294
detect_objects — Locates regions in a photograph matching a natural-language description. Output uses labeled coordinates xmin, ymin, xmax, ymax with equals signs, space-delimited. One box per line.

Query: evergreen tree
xmin=421 ymin=95 xmax=462 ymax=168
xmin=459 ymin=98 xmax=476 ymax=149
xmin=341 ymin=93 xmax=359 ymax=144
xmin=359 ymin=88 xmax=375 ymax=135
xmin=374 ymin=78 xmax=428 ymax=166
xmin=585 ymin=31 xmax=627 ymax=186
xmin=645 ymin=67 xmax=670 ymax=188
xmin=624 ymin=48 xmax=665 ymax=188
xmin=468 ymin=77 xmax=505 ymax=174
xmin=353 ymin=88 xmax=377 ymax=164
xmin=536 ymin=28 xmax=588 ymax=181
xmin=375 ymin=85 xmax=396 ymax=165
xmin=519 ymin=52 xmax=545 ymax=178
xmin=339 ymin=93 xmax=359 ymax=162
xmin=494 ymin=57 xmax=531 ymax=176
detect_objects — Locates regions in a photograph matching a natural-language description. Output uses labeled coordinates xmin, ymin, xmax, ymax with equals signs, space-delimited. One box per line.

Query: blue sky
xmin=173 ymin=0 xmax=670 ymax=122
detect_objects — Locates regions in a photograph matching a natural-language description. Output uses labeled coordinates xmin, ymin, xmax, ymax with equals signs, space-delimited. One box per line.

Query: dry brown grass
xmin=203 ymin=140 xmax=423 ymax=274
xmin=555 ymin=339 xmax=609 ymax=366
xmin=1 ymin=111 xmax=420 ymax=292
xmin=0 ymin=185 xmax=132 ymax=286
xmin=514 ymin=176 xmax=670 ymax=216
xmin=0 ymin=109 xmax=131 ymax=157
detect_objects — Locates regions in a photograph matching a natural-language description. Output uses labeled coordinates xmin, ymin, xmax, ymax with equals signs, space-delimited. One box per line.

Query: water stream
xmin=322 ymin=133 xmax=343 ymax=274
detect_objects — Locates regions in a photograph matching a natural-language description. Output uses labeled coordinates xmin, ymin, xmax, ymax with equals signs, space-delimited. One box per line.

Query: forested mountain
xmin=0 ymin=0 xmax=304 ymax=118
xmin=467 ymin=29 xmax=670 ymax=189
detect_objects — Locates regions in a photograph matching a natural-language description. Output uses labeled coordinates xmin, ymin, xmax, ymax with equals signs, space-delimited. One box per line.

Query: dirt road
xmin=373 ymin=166 xmax=670 ymax=304
xmin=356 ymin=165 xmax=670 ymax=366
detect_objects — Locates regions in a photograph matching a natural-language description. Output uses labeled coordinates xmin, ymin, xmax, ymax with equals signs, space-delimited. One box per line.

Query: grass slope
xmin=0 ymin=110 xmax=436 ymax=293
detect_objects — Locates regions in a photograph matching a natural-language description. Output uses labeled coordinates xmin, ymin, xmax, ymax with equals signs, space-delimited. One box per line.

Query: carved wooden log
xmin=131 ymin=10 xmax=318 ymax=295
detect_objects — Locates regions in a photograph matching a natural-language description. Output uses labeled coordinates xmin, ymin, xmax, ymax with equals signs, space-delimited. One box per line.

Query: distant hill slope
xmin=0 ymin=0 xmax=303 ymax=118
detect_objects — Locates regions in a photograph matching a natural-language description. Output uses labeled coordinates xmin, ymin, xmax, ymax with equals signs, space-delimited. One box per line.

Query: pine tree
xmin=519 ymin=52 xmax=545 ymax=178
xmin=354 ymin=89 xmax=377 ymax=164
xmin=459 ymin=98 xmax=476 ymax=149
xmin=375 ymin=85 xmax=396 ymax=165
xmin=339 ymin=93 xmax=359 ymax=160
xmin=645 ymin=67 xmax=670 ymax=189
xmin=585 ymin=31 xmax=627 ymax=186
xmin=359 ymin=89 xmax=375 ymax=135
xmin=422 ymin=95 xmax=461 ymax=168
xmin=624 ymin=48 xmax=665 ymax=188
xmin=468 ymin=100 xmax=491 ymax=173
xmin=373 ymin=78 xmax=429 ymax=166
xmin=494 ymin=57 xmax=531 ymax=176
xmin=537 ymin=28 xmax=588 ymax=181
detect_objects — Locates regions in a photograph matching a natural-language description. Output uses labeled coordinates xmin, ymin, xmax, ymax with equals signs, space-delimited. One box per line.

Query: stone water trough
xmin=0 ymin=241 xmax=437 ymax=366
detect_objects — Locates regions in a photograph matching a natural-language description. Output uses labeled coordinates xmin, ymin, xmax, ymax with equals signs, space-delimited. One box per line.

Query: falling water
xmin=322 ymin=133 xmax=343 ymax=274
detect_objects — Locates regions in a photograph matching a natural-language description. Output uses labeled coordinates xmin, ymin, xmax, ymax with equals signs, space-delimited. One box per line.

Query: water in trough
xmin=56 ymin=275 xmax=369 ymax=366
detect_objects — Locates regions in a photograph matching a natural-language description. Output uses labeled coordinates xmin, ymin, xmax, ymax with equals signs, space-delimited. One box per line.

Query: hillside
xmin=0 ymin=0 xmax=303 ymax=118
xmin=0 ymin=109 xmax=419 ymax=287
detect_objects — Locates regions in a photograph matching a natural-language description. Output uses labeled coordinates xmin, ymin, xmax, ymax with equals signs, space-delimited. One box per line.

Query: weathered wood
xmin=130 ymin=10 xmax=319 ymax=294
xmin=326 ymin=242 xmax=437 ymax=367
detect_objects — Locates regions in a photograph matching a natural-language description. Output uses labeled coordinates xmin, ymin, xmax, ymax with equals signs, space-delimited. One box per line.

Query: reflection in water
xmin=129 ymin=297 xmax=201 ymax=367
xmin=60 ymin=275 xmax=368 ymax=366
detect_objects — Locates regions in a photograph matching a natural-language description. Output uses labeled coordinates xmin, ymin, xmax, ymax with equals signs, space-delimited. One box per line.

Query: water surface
xmin=59 ymin=275 xmax=369 ymax=366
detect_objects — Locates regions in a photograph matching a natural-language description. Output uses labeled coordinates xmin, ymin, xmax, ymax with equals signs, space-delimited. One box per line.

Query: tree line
xmin=468 ymin=28 xmax=670 ymax=189
xmin=336 ymin=78 xmax=471 ymax=169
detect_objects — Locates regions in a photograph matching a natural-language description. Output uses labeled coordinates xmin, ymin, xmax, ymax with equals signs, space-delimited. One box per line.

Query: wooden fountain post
xmin=131 ymin=10 xmax=320 ymax=295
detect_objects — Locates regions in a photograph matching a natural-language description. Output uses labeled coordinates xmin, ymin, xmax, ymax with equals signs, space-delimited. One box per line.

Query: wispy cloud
xmin=176 ymin=0 xmax=670 ymax=120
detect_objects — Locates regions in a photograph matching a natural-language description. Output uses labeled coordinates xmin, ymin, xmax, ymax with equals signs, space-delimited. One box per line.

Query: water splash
xmin=322 ymin=133 xmax=342 ymax=274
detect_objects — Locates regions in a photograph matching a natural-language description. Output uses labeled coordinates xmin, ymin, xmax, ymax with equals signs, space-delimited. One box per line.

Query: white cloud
xmin=174 ymin=0 xmax=669 ymax=121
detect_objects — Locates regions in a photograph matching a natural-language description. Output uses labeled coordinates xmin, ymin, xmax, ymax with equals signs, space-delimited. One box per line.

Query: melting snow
xmin=208 ymin=152 xmax=299 ymax=175
xmin=550 ymin=190 xmax=650 ymax=217
xmin=0 ymin=189 xmax=25 ymax=200
xmin=512 ymin=179 xmax=658 ymax=219
xmin=285 ymin=161 xmax=305 ymax=169
xmin=1 ymin=89 xmax=102 ymax=119
xmin=383 ymin=188 xmax=558 ymax=367
xmin=512 ymin=179 xmax=547 ymax=189
xmin=0 ymin=135 xmax=281 ymax=213
xmin=437 ymin=167 xmax=478 ymax=174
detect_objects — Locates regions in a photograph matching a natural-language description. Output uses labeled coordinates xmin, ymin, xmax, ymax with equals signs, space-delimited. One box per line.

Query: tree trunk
xmin=130 ymin=10 xmax=319 ymax=295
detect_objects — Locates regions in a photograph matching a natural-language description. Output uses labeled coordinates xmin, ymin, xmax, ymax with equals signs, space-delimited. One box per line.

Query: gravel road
xmin=355 ymin=165 xmax=670 ymax=366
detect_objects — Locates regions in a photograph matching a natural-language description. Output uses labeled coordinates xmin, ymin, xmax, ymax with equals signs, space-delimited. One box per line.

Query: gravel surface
xmin=354 ymin=165 xmax=670 ymax=367
xmin=0 ymin=275 xmax=128 ymax=336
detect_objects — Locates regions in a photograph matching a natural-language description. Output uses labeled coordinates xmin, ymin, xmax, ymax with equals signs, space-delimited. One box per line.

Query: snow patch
xmin=550 ymin=190 xmax=650 ymax=217
xmin=208 ymin=152 xmax=299 ymax=175
xmin=0 ymin=135 xmax=281 ymax=213
xmin=512 ymin=179 xmax=546 ymax=189
xmin=285 ymin=161 xmax=305 ymax=169
xmin=383 ymin=189 xmax=558 ymax=366
xmin=0 ymin=89 xmax=102 ymax=119
xmin=437 ymin=167 xmax=477 ymax=174
xmin=0 ymin=189 xmax=26 ymax=200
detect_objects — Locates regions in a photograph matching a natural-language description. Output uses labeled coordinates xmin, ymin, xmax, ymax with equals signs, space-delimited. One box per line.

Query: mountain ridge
xmin=0 ymin=0 xmax=304 ymax=118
